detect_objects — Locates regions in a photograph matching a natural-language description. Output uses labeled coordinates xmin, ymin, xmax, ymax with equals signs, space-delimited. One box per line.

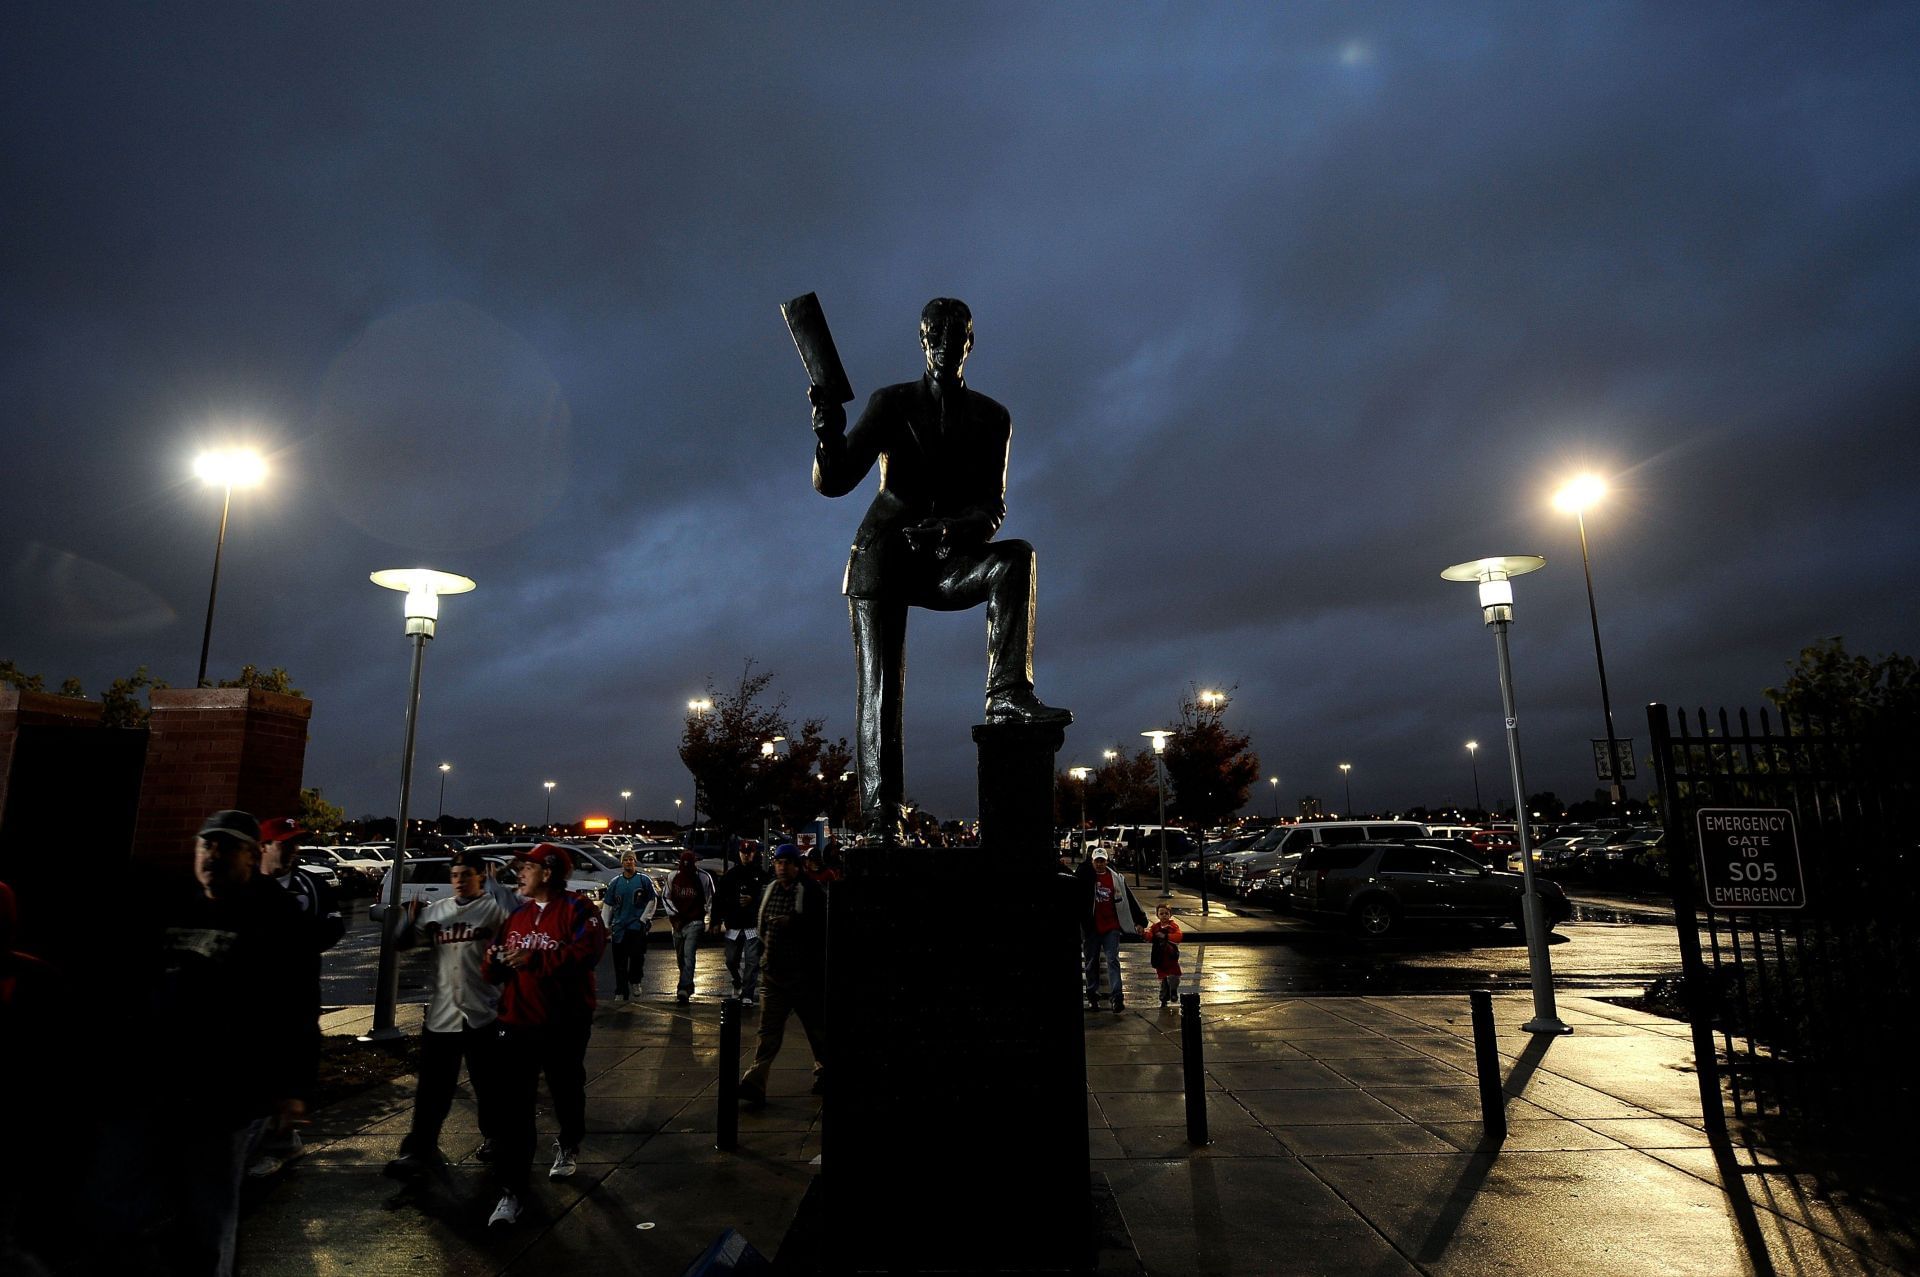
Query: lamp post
xmin=436 ymin=762 xmax=451 ymax=820
xmin=674 ymin=796 xmax=684 ymax=833
xmin=1068 ymin=766 xmax=1092 ymax=859
xmin=1553 ymin=474 xmax=1623 ymax=812
xmin=621 ymin=789 xmax=632 ymax=824
xmin=364 ymin=567 xmax=475 ymax=1041
xmin=1465 ymin=741 xmax=1481 ymax=815
xmin=1339 ymin=763 xmax=1353 ymax=818
xmin=543 ymin=780 xmax=555 ymax=831
xmin=1441 ymin=554 xmax=1569 ymax=1035
xmin=1269 ymin=776 xmax=1280 ymax=819
xmin=1142 ymin=730 xmax=1173 ymax=898
xmin=192 ymin=448 xmax=266 ymax=687
xmin=687 ymin=698 xmax=712 ymax=843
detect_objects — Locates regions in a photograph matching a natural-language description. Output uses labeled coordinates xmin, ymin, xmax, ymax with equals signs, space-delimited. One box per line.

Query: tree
xmin=1064 ymin=750 xmax=1161 ymax=826
xmin=1162 ymin=685 xmax=1260 ymax=834
xmin=218 ymin=664 xmax=304 ymax=697
xmin=1 ymin=660 xmax=85 ymax=699
xmin=679 ymin=660 xmax=852 ymax=839
xmin=299 ymin=787 xmax=346 ymax=835
xmin=1765 ymin=637 xmax=1918 ymax=734
xmin=101 ymin=666 xmax=168 ymax=728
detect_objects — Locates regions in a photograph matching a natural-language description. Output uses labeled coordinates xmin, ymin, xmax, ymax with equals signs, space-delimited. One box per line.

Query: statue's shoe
xmin=984 ymin=691 xmax=1074 ymax=726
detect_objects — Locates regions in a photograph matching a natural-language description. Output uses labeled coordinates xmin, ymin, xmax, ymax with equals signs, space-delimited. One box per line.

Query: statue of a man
xmin=811 ymin=298 xmax=1070 ymax=843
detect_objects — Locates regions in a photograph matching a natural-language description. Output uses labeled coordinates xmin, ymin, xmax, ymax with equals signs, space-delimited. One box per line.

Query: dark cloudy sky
xmin=4 ymin=4 xmax=1917 ymax=827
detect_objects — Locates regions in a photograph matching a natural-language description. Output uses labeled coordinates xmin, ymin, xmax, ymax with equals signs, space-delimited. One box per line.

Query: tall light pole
xmin=1553 ymin=474 xmax=1623 ymax=812
xmin=543 ymin=780 xmax=556 ymax=830
xmin=674 ymin=796 xmax=684 ymax=832
xmin=1465 ymin=741 xmax=1481 ymax=815
xmin=688 ymin=698 xmax=712 ymax=844
xmin=437 ymin=762 xmax=451 ymax=820
xmin=1068 ymin=766 xmax=1092 ymax=858
xmin=1339 ymin=763 xmax=1353 ymax=818
xmin=1442 ymin=554 xmax=1569 ymax=1035
xmin=621 ymin=789 xmax=632 ymax=823
xmin=364 ymin=567 xmax=475 ymax=1041
xmin=1142 ymin=730 xmax=1173 ymax=898
xmin=192 ymin=448 xmax=266 ymax=687
xmin=1269 ymin=775 xmax=1280 ymax=819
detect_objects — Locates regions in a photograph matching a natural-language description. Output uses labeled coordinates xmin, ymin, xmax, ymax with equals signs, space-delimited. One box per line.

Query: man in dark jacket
xmin=711 ymin=840 xmax=765 ymax=1005
xmin=95 ymin=809 xmax=309 ymax=1276
xmin=737 ymin=845 xmax=828 ymax=1107
xmin=245 ymin=816 xmax=344 ymax=1177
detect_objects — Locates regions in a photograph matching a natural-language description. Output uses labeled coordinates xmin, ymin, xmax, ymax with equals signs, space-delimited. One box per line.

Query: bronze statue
xmin=801 ymin=297 xmax=1070 ymax=843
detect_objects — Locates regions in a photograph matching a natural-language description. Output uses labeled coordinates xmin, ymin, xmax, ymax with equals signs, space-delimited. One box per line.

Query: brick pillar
xmin=131 ymin=688 xmax=313 ymax=873
xmin=0 ymin=686 xmax=106 ymax=823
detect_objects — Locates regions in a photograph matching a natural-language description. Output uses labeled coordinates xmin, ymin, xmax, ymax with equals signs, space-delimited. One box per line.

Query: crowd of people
xmin=0 ymin=813 xmax=1183 ymax=1274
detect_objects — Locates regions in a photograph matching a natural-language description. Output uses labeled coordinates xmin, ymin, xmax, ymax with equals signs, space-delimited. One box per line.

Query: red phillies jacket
xmin=488 ymin=892 xmax=608 ymax=1027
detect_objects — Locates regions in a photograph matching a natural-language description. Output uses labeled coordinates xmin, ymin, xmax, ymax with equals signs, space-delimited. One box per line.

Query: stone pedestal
xmin=815 ymin=721 xmax=1088 ymax=1273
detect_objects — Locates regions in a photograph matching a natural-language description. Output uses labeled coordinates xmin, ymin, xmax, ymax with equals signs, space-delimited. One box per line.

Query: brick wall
xmin=131 ymin=687 xmax=313 ymax=872
xmin=0 ymin=686 xmax=106 ymax=817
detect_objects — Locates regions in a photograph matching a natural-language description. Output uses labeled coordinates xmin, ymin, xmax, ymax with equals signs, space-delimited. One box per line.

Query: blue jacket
xmin=606 ymin=871 xmax=659 ymax=941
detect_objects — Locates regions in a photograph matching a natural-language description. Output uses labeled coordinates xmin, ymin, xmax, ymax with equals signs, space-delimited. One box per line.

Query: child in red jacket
xmin=1147 ymin=903 xmax=1183 ymax=1008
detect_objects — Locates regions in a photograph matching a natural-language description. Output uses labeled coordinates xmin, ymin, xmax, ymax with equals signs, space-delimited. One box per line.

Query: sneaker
xmin=245 ymin=1153 xmax=286 ymax=1179
xmin=1112 ymin=996 xmax=1125 ymax=1013
xmin=488 ymin=1192 xmax=522 ymax=1228
xmin=741 ymin=996 xmax=757 ymax=1007
xmin=474 ymin=1139 xmax=496 ymax=1163
xmin=548 ymin=1141 xmax=578 ymax=1180
xmin=677 ymin=992 xmax=691 ymax=1005
xmin=738 ymin=1079 xmax=766 ymax=1109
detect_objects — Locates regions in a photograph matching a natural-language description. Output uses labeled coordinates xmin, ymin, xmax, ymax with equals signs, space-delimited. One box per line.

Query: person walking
xmin=1147 ymin=903 xmax=1184 ymax=1008
xmin=484 ymin=844 xmax=607 ymax=1228
xmin=385 ymin=848 xmax=511 ymax=1178
xmin=605 ymin=851 xmax=658 ymax=1002
xmin=244 ymin=817 xmax=345 ymax=1178
xmin=712 ymin=840 xmax=765 ymax=1005
xmin=1082 ymin=848 xmax=1147 ymax=1012
xmin=96 ymin=809 xmax=308 ymax=1276
xmin=737 ymin=845 xmax=828 ymax=1108
xmin=664 ymin=849 xmax=714 ymax=1005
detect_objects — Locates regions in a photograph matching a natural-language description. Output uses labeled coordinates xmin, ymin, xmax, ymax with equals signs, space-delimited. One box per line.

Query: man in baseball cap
xmin=96 ymin=810 xmax=307 ymax=1272
xmin=243 ymin=815 xmax=342 ymax=1179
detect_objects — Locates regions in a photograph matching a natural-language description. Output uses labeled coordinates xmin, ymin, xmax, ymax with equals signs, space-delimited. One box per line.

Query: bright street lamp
xmin=1269 ymin=775 xmax=1280 ymax=819
xmin=1197 ymin=688 xmax=1225 ymax=712
xmin=192 ymin=447 xmax=266 ymax=688
xmin=621 ymin=789 xmax=632 ymax=822
xmin=686 ymin=698 xmax=713 ymax=840
xmin=363 ymin=566 xmax=475 ymax=1041
xmin=1067 ymin=765 xmax=1092 ymax=858
xmin=437 ymin=762 xmax=452 ymax=820
xmin=1465 ymin=741 xmax=1481 ymax=814
xmin=1142 ymin=729 xmax=1174 ymax=898
xmin=1442 ymin=553 xmax=1568 ymax=1035
xmin=1553 ymin=474 xmax=1624 ymax=811
xmin=1339 ymin=763 xmax=1353 ymax=818
xmin=543 ymin=780 xmax=556 ymax=829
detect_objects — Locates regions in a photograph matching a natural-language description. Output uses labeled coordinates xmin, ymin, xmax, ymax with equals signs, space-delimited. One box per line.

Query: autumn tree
xmin=679 ymin=660 xmax=853 ymax=839
xmin=1162 ymin=685 xmax=1260 ymax=834
xmin=1766 ymin=636 xmax=1918 ymax=734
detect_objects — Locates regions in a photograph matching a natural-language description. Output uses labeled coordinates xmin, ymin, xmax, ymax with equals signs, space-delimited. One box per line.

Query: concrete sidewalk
xmin=248 ymin=970 xmax=1912 ymax=1276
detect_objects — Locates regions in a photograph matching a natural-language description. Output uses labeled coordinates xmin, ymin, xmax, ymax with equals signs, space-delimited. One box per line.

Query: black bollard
xmin=1180 ymin=991 xmax=1208 ymax=1145
xmin=717 ymin=996 xmax=741 ymax=1151
xmin=1469 ymin=989 xmax=1506 ymax=1143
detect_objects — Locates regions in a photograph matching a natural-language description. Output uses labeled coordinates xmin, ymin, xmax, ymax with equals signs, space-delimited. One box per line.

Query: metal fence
xmin=1648 ymin=702 xmax=1917 ymax=1153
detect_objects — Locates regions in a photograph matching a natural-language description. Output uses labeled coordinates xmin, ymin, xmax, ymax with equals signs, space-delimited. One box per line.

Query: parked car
xmin=1220 ymin=820 xmax=1430 ymax=897
xmin=1292 ymin=841 xmax=1572 ymax=937
xmin=369 ymin=844 xmax=607 ymax=919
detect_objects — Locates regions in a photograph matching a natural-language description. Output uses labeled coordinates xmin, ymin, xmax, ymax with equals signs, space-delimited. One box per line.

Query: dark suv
xmin=1292 ymin=842 xmax=1572 ymax=938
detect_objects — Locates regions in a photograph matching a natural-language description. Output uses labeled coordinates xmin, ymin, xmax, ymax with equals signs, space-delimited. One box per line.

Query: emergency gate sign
xmin=1696 ymin=809 xmax=1805 ymax=910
